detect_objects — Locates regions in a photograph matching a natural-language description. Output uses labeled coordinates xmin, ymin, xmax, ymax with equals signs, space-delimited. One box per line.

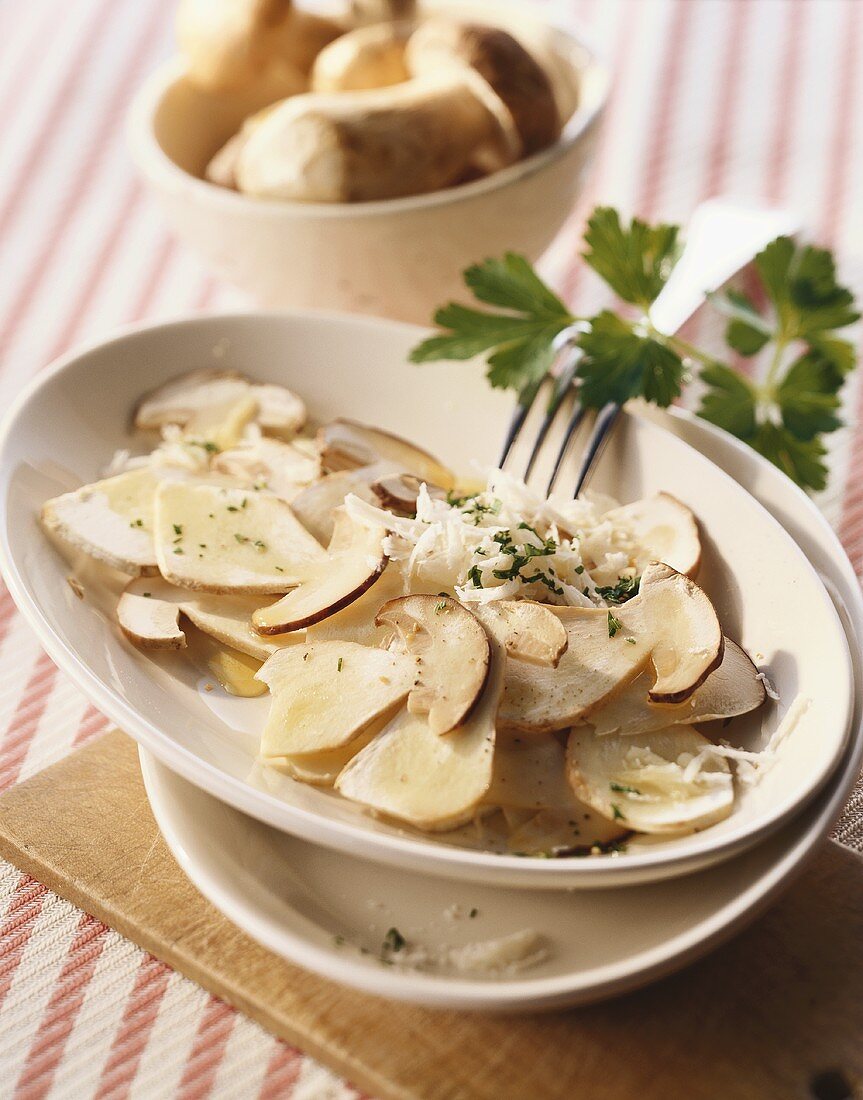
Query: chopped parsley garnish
xmin=595 ymin=575 xmax=640 ymax=604
xmin=142 ymin=592 xmax=151 ymax=598
xmin=611 ymin=804 xmax=625 ymax=821
xmin=253 ymin=539 xmax=267 ymax=552
xmin=337 ymin=657 xmax=343 ymax=672
xmin=467 ymin=564 xmax=484 ymax=589
xmin=173 ymin=547 xmax=184 ymax=555
xmin=172 ymin=524 xmax=183 ymax=537
xmin=382 ymin=927 xmax=406 ymax=953
xmin=469 ymin=908 xmax=478 ymax=919
xmin=610 ymin=782 xmax=641 ymax=795
xmin=227 ymin=505 xmax=239 ymax=512
xmin=129 ymin=518 xmax=143 ymax=528
xmin=607 ymin=611 xmax=623 ymax=638
xmin=574 ymin=564 xmax=585 ymax=575
xmin=188 ymin=440 xmax=219 ymax=453
xmin=434 ymin=600 xmax=447 ymax=614
xmin=234 ymin=533 xmax=248 ymax=543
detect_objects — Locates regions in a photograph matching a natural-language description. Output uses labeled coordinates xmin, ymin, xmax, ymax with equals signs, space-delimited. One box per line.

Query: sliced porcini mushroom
xmin=604 ymin=493 xmax=701 ymax=578
xmin=475 ymin=600 xmax=567 ymax=667
xmin=266 ymin=719 xmax=385 ymax=786
xmin=375 ymin=595 xmax=490 ymax=735
xmin=307 ymin=562 xmax=404 ymax=646
xmin=154 ymin=480 xmax=326 ymax=594
xmin=635 ymin=562 xmax=723 ymax=703
xmin=290 ymin=465 xmax=388 ymax=545
xmin=253 ymin=510 xmax=387 ymax=633
xmin=134 ymin=369 xmax=306 ymax=438
xmin=118 ymin=577 xmax=296 ymax=660
xmin=370 ymin=473 xmax=446 ymax=516
xmin=590 ymin=638 xmax=766 ymax=738
xmin=485 ymin=732 xmax=627 ymax=850
xmin=406 ymin=19 xmax=561 ymax=157
xmin=118 ymin=583 xmax=186 ymax=650
xmin=40 ymin=467 xmax=163 ymax=576
xmin=349 ymin=0 xmax=416 ymax=25
xmin=566 ymin=725 xmax=734 ymax=835
xmin=311 ymin=21 xmax=410 ymax=93
xmin=335 ymin=624 xmax=504 ymax=831
xmin=135 ymin=369 xmax=250 ymax=430
xmin=318 ymin=419 xmax=454 ymax=488
xmin=212 ymin=437 xmax=321 ymax=500
xmin=499 ymin=563 xmax=722 ymax=731
xmin=183 ymin=394 xmax=259 ymax=451
xmin=257 ymin=641 xmax=416 ymax=757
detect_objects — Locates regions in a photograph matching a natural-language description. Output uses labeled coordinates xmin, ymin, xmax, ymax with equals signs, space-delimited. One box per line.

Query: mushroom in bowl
xmin=126 ymin=1 xmax=608 ymax=321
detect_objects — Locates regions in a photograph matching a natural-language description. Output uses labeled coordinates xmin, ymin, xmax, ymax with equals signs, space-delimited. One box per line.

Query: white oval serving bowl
xmin=126 ymin=1 xmax=608 ymax=323
xmin=136 ymin=404 xmax=863 ymax=1011
xmin=0 ymin=311 xmax=853 ymax=889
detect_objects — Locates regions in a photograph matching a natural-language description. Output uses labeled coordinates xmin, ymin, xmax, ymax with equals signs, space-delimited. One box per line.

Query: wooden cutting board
xmin=1 ymin=730 xmax=862 ymax=1100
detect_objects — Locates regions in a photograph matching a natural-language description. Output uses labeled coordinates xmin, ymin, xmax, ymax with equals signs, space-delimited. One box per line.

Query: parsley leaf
xmin=776 ymin=350 xmax=844 ymax=440
xmin=751 ymin=423 xmax=829 ymax=492
xmin=582 ymin=207 xmax=680 ymax=308
xmin=577 ymin=312 xmax=685 ymax=408
xmin=409 ymin=254 xmax=574 ymax=402
xmin=757 ymin=237 xmax=860 ymax=339
xmin=698 ymin=362 xmax=758 ymax=438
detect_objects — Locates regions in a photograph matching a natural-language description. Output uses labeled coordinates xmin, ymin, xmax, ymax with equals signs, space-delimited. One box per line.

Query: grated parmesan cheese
xmin=344 ymin=470 xmax=644 ymax=608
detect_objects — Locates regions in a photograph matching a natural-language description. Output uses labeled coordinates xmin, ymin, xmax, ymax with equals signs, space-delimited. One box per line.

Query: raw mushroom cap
xmin=318 ymin=419 xmax=454 ymax=488
xmin=375 ymin=594 xmax=490 ymax=735
xmin=475 ymin=600 xmax=567 ymax=667
xmin=604 ymin=493 xmax=701 ymax=578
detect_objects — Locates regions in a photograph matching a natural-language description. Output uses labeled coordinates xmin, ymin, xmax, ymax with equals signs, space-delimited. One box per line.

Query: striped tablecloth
xmin=1 ymin=0 xmax=862 ymax=1095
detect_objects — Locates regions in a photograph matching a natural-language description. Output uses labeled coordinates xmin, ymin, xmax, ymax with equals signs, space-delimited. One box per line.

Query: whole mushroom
xmin=231 ymin=19 xmax=562 ymax=202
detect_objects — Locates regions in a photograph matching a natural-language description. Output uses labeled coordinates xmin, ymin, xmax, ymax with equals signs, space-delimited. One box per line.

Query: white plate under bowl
xmin=0 ymin=312 xmax=853 ymax=888
xmin=136 ymin=406 xmax=863 ymax=1011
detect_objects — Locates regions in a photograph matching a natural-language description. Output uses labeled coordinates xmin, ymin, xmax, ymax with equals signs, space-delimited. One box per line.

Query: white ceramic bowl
xmin=135 ymin=404 xmax=863 ymax=1010
xmin=126 ymin=2 xmax=608 ymax=323
xmin=0 ymin=311 xmax=853 ymax=890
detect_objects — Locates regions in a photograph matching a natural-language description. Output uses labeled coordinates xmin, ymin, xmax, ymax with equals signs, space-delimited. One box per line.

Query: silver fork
xmin=500 ymin=200 xmax=800 ymax=496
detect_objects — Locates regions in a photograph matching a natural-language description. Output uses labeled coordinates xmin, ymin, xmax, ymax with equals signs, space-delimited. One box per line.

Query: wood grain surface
xmin=0 ymin=730 xmax=861 ymax=1100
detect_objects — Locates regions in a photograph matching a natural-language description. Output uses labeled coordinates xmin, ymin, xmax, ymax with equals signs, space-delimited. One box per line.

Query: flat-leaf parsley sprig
xmin=409 ymin=207 xmax=859 ymax=491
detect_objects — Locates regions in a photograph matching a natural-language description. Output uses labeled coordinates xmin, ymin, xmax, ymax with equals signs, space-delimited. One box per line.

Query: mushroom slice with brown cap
xmin=603 ymin=493 xmax=701 ymax=579
xmin=636 ymin=562 xmax=723 ymax=703
xmin=154 ymin=480 xmax=326 ymax=594
xmin=499 ymin=563 xmax=723 ymax=732
xmin=590 ymin=638 xmax=766 ymax=738
xmin=566 ymin=726 xmax=734 ymax=835
xmin=307 ymin=562 xmax=404 ymax=646
xmin=41 ymin=467 xmax=163 ymax=576
xmin=253 ymin=509 xmax=387 ymax=634
xmin=266 ymin=719 xmax=386 ymax=787
xmin=370 ymin=473 xmax=446 ymax=517
xmin=118 ymin=581 xmax=186 ymax=650
xmin=319 ymin=419 xmax=454 ymax=488
xmin=134 ymin=369 xmax=306 ymax=437
xmin=375 ymin=595 xmax=490 ymax=735
xmin=118 ymin=577 xmax=297 ymax=660
xmin=183 ymin=394 xmax=259 ymax=452
xmin=475 ymin=600 xmax=567 ymax=667
xmin=406 ymin=19 xmax=561 ymax=156
xmin=257 ymin=641 xmax=416 ymax=758
xmin=335 ymin=623 xmax=504 ymax=831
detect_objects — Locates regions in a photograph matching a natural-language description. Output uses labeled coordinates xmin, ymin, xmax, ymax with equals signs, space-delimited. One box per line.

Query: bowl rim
xmin=0 ymin=309 xmax=855 ymax=889
xmin=126 ymin=7 xmax=610 ymax=220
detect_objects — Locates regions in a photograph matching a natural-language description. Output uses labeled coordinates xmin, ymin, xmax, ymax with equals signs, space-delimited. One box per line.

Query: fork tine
xmin=571 ymin=403 xmax=622 ymax=498
xmin=523 ymin=352 xmax=581 ymax=480
xmin=544 ymin=399 xmax=589 ymax=497
xmin=498 ymin=387 xmax=539 ymax=468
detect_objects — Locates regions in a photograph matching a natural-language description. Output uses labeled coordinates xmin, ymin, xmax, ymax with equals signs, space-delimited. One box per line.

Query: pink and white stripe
xmin=1 ymin=0 xmax=862 ymax=1094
